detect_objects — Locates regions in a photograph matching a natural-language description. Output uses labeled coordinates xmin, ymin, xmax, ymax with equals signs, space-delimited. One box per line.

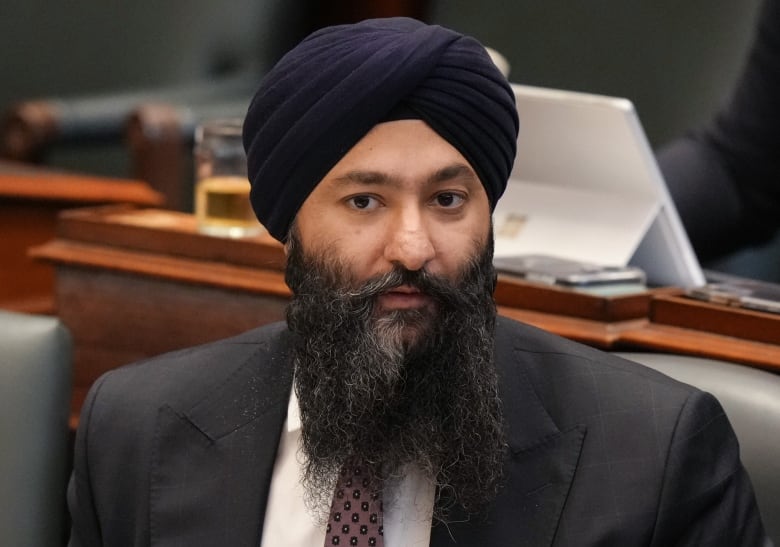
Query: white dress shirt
xmin=260 ymin=389 xmax=435 ymax=546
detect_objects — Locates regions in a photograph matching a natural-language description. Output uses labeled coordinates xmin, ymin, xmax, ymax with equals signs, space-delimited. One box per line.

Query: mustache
xmin=284 ymin=223 xmax=497 ymax=306
xmin=344 ymin=266 xmax=450 ymax=300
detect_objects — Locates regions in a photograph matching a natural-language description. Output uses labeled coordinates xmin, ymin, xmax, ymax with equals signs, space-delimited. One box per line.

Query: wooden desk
xmin=31 ymin=206 xmax=780 ymax=427
xmin=0 ymin=161 xmax=163 ymax=313
xmin=620 ymin=293 xmax=780 ymax=369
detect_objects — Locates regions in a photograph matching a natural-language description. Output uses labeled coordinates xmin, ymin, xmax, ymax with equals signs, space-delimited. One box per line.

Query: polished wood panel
xmin=649 ymin=293 xmax=779 ymax=346
xmin=619 ymin=323 xmax=780 ymax=371
xmin=0 ymin=162 xmax=163 ymax=313
xmin=495 ymin=274 xmax=676 ymax=322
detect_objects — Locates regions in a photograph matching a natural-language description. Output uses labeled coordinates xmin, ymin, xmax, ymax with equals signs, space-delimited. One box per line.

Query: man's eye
xmin=435 ymin=192 xmax=465 ymax=208
xmin=347 ymin=195 xmax=379 ymax=210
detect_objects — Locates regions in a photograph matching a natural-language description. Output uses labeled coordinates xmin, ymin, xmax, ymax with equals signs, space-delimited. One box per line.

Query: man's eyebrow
xmin=332 ymin=170 xmax=392 ymax=186
xmin=332 ymin=163 xmax=477 ymax=187
xmin=429 ymin=163 xmax=478 ymax=184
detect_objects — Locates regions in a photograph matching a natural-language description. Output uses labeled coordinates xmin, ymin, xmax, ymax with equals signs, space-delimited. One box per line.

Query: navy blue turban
xmin=243 ymin=17 xmax=519 ymax=242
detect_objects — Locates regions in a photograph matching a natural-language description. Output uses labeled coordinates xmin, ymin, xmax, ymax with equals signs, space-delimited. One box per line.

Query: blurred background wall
xmin=432 ymin=0 xmax=764 ymax=146
xmin=0 ymin=1 xmax=764 ymax=172
xmin=0 ymin=0 xmax=309 ymax=176
xmin=0 ymin=0 xmax=301 ymax=106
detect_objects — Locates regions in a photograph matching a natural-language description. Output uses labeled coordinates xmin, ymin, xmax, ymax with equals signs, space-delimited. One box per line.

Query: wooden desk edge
xmin=0 ymin=172 xmax=165 ymax=206
xmin=30 ymin=239 xmax=291 ymax=298
xmin=497 ymin=305 xmax=648 ymax=349
xmin=619 ymin=323 xmax=780 ymax=372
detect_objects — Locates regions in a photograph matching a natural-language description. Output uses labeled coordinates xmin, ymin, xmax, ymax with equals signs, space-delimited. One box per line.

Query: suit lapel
xmin=149 ymin=332 xmax=294 ymax=547
xmin=430 ymin=320 xmax=586 ymax=546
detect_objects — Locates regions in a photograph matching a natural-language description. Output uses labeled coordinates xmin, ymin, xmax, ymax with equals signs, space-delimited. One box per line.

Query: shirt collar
xmin=286 ymin=384 xmax=302 ymax=432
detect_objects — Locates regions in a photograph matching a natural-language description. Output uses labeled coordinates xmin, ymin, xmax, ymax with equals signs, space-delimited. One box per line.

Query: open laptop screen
xmin=493 ymin=84 xmax=705 ymax=288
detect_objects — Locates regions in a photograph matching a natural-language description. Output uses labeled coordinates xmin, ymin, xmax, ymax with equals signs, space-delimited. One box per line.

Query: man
xmin=67 ymin=18 xmax=768 ymax=546
xmin=657 ymin=0 xmax=780 ymax=268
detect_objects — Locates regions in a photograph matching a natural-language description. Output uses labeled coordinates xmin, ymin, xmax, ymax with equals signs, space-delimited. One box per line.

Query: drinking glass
xmin=193 ymin=118 xmax=263 ymax=237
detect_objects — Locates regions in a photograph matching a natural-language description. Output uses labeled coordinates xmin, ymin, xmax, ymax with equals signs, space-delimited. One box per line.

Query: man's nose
xmin=383 ymin=211 xmax=435 ymax=271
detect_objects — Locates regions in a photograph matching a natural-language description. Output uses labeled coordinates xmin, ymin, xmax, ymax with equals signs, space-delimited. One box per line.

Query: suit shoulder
xmin=495 ymin=316 xmax=696 ymax=406
xmin=496 ymin=319 xmax=766 ymax=544
xmin=84 ymin=322 xmax=290 ymax=416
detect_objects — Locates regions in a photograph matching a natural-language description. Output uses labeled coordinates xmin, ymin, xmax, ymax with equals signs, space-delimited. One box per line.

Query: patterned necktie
xmin=324 ymin=460 xmax=384 ymax=546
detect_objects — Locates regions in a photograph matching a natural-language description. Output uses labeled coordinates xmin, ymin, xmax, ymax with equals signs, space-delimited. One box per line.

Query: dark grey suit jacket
xmin=68 ymin=317 xmax=768 ymax=546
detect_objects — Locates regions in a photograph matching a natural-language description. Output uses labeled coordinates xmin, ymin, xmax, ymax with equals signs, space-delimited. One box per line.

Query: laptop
xmin=493 ymin=84 xmax=705 ymax=288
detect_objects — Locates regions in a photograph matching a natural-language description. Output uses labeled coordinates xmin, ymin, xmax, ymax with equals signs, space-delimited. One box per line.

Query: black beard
xmin=284 ymin=230 xmax=507 ymax=521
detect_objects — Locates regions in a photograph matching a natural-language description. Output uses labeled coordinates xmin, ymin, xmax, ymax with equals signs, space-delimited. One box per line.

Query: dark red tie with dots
xmin=325 ymin=460 xmax=384 ymax=547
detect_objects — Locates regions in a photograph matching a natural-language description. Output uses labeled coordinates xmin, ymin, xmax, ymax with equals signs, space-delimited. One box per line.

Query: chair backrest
xmin=0 ymin=310 xmax=72 ymax=547
xmin=616 ymin=352 xmax=780 ymax=545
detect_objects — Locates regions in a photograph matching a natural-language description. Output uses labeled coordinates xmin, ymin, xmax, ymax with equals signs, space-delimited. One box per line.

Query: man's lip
xmin=387 ymin=284 xmax=422 ymax=295
xmin=377 ymin=285 xmax=431 ymax=309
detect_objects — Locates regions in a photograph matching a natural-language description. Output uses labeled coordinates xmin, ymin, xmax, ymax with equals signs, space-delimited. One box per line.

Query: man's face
xmin=285 ymin=121 xmax=505 ymax=520
xmin=294 ymin=119 xmax=492 ymax=312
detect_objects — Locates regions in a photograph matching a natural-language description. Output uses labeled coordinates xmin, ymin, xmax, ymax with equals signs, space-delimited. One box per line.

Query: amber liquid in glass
xmin=195 ymin=176 xmax=263 ymax=237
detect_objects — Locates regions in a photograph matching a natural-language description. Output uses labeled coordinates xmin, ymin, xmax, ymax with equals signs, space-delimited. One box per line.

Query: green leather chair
xmin=0 ymin=310 xmax=72 ymax=547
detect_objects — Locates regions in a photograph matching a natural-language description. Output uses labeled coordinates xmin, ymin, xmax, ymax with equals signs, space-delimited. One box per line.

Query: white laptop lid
xmin=493 ymin=84 xmax=705 ymax=287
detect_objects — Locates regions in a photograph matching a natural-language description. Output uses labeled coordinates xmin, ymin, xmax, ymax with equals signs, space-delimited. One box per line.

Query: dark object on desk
xmin=493 ymin=254 xmax=646 ymax=290
xmin=687 ymin=276 xmax=780 ymax=316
